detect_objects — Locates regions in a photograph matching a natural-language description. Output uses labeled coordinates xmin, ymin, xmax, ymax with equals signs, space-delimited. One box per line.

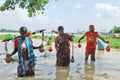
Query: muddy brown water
xmin=0 ymin=39 xmax=120 ymax=80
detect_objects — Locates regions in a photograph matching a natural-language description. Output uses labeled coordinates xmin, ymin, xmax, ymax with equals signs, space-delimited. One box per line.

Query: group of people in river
xmin=5 ymin=24 xmax=109 ymax=77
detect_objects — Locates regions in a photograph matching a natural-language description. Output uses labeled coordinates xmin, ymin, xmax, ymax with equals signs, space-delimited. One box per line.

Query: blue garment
xmin=17 ymin=37 xmax=35 ymax=76
xmin=97 ymin=39 xmax=105 ymax=50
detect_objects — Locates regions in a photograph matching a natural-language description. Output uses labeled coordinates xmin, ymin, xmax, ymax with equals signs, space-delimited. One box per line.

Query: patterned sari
xmin=17 ymin=37 xmax=35 ymax=77
xmin=55 ymin=33 xmax=72 ymax=66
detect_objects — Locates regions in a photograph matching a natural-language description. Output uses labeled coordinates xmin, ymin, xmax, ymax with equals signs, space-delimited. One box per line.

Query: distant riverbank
xmin=0 ymin=32 xmax=120 ymax=49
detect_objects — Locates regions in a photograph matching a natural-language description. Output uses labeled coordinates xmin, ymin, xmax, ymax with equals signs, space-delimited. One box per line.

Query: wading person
xmin=9 ymin=26 xmax=42 ymax=77
xmin=78 ymin=24 xmax=109 ymax=61
xmin=55 ymin=26 xmax=73 ymax=66
xmin=96 ymin=39 xmax=105 ymax=50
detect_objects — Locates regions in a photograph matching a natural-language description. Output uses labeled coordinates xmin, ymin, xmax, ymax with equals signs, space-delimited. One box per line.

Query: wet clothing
xmin=85 ymin=48 xmax=96 ymax=61
xmin=55 ymin=33 xmax=72 ymax=66
xmin=85 ymin=31 xmax=98 ymax=61
xmin=14 ymin=37 xmax=35 ymax=77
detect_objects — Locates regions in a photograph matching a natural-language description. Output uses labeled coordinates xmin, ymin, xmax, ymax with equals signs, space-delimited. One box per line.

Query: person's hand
xmin=6 ymin=54 xmax=11 ymax=57
xmin=70 ymin=33 xmax=74 ymax=37
xmin=5 ymin=54 xmax=12 ymax=63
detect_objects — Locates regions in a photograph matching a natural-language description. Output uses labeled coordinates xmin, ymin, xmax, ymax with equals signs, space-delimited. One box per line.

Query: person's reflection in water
xmin=55 ymin=66 xmax=70 ymax=80
xmin=84 ymin=61 xmax=95 ymax=80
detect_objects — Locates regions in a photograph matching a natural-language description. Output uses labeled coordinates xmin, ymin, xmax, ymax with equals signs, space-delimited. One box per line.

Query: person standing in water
xmin=9 ymin=26 xmax=42 ymax=77
xmin=78 ymin=24 xmax=109 ymax=61
xmin=55 ymin=26 xmax=73 ymax=66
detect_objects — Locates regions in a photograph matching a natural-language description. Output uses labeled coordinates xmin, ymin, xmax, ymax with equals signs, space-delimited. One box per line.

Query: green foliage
xmin=31 ymin=35 xmax=41 ymax=39
xmin=47 ymin=40 xmax=51 ymax=45
xmin=107 ymin=37 xmax=120 ymax=49
xmin=113 ymin=26 xmax=120 ymax=33
xmin=0 ymin=0 xmax=50 ymax=17
xmin=0 ymin=5 xmax=6 ymax=11
xmin=0 ymin=34 xmax=119 ymax=49
xmin=73 ymin=36 xmax=86 ymax=43
xmin=0 ymin=34 xmax=13 ymax=40
xmin=109 ymin=26 xmax=120 ymax=33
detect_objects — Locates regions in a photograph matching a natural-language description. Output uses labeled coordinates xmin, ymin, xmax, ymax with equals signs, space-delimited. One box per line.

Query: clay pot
xmin=39 ymin=47 xmax=44 ymax=53
xmin=27 ymin=32 xmax=31 ymax=36
xmin=27 ymin=32 xmax=36 ymax=36
xmin=5 ymin=54 xmax=12 ymax=63
xmin=49 ymin=46 xmax=52 ymax=52
xmin=70 ymin=56 xmax=74 ymax=63
xmin=78 ymin=43 xmax=81 ymax=48
xmin=106 ymin=46 xmax=110 ymax=52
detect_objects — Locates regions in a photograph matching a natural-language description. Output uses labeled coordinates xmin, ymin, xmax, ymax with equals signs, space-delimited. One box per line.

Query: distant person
xmin=96 ymin=39 xmax=105 ymax=50
xmin=8 ymin=26 xmax=42 ymax=77
xmin=55 ymin=26 xmax=73 ymax=66
xmin=78 ymin=24 xmax=109 ymax=61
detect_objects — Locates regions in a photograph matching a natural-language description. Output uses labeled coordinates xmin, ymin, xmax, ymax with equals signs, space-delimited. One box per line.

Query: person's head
xmin=89 ymin=24 xmax=95 ymax=32
xmin=19 ymin=26 xmax=27 ymax=39
xmin=58 ymin=26 xmax=64 ymax=35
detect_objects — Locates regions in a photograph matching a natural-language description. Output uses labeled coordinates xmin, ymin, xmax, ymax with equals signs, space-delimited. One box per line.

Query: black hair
xmin=19 ymin=26 xmax=27 ymax=33
xmin=58 ymin=26 xmax=64 ymax=31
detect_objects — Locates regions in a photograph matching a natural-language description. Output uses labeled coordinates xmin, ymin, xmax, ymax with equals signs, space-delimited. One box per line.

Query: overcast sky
xmin=0 ymin=0 xmax=120 ymax=33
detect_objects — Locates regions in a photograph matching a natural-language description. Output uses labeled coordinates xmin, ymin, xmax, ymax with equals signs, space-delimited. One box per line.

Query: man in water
xmin=78 ymin=24 xmax=109 ymax=61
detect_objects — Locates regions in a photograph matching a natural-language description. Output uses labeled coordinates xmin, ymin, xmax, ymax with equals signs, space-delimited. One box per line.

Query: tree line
xmin=0 ymin=26 xmax=120 ymax=33
xmin=109 ymin=26 xmax=120 ymax=34
xmin=0 ymin=28 xmax=18 ymax=32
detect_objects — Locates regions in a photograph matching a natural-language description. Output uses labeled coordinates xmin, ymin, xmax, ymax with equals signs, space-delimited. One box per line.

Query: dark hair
xmin=89 ymin=24 xmax=94 ymax=28
xmin=20 ymin=26 xmax=27 ymax=33
xmin=58 ymin=26 xmax=64 ymax=31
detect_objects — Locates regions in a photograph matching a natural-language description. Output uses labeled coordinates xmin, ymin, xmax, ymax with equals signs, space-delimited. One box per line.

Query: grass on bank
xmin=0 ymin=34 xmax=120 ymax=49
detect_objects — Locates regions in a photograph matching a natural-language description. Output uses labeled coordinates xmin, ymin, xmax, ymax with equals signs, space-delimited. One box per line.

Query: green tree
xmin=109 ymin=26 xmax=120 ymax=34
xmin=114 ymin=27 xmax=120 ymax=33
xmin=113 ymin=26 xmax=120 ymax=33
xmin=0 ymin=0 xmax=50 ymax=17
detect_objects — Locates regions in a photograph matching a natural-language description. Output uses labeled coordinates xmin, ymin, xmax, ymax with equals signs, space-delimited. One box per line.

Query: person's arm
xmin=97 ymin=35 xmax=109 ymax=43
xmin=68 ymin=33 xmax=74 ymax=41
xmin=10 ymin=48 xmax=18 ymax=56
xmin=33 ymin=44 xmax=42 ymax=49
xmin=78 ymin=34 xmax=85 ymax=42
xmin=29 ymin=37 xmax=42 ymax=49
xmin=55 ymin=37 xmax=59 ymax=51
xmin=10 ymin=39 xmax=18 ymax=56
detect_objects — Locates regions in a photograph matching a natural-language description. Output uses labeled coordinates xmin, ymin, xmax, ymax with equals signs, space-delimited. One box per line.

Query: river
xmin=0 ymin=39 xmax=120 ymax=80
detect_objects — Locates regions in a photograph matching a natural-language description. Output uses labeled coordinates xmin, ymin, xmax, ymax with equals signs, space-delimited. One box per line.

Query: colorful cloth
xmin=55 ymin=33 xmax=72 ymax=66
xmin=96 ymin=39 xmax=105 ymax=50
xmin=17 ymin=37 xmax=35 ymax=77
xmin=84 ymin=31 xmax=98 ymax=61
xmin=85 ymin=48 xmax=96 ymax=61
xmin=85 ymin=31 xmax=98 ymax=56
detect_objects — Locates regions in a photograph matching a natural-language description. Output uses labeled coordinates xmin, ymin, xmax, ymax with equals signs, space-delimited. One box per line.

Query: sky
xmin=0 ymin=0 xmax=120 ymax=33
